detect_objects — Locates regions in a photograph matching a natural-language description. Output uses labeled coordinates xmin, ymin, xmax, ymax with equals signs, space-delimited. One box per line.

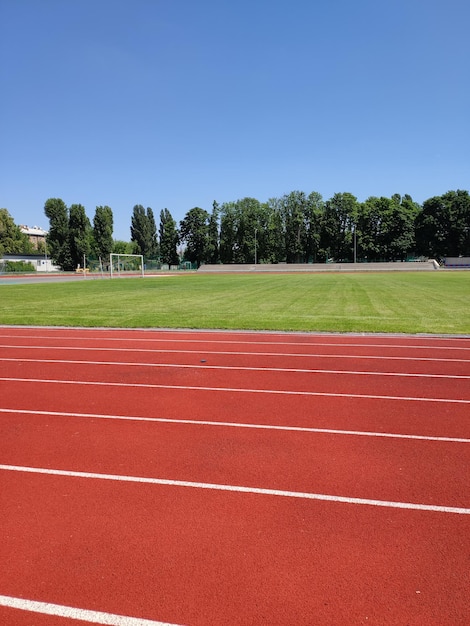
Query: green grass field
xmin=0 ymin=272 xmax=469 ymax=334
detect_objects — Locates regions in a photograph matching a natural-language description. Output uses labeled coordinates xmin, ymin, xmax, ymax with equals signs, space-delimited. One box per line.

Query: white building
xmin=1 ymin=253 xmax=60 ymax=272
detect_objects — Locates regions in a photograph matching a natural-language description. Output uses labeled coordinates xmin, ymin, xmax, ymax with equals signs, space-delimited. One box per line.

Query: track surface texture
xmin=0 ymin=327 xmax=469 ymax=625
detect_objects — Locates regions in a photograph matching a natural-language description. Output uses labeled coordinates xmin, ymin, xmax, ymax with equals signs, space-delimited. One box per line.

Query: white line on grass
xmin=1 ymin=464 xmax=469 ymax=515
xmin=1 ymin=376 xmax=469 ymax=403
xmin=0 ymin=595 xmax=181 ymax=625
xmin=1 ymin=344 xmax=469 ymax=364
xmin=1 ymin=407 xmax=469 ymax=443
xmin=2 ymin=356 xmax=470 ymax=380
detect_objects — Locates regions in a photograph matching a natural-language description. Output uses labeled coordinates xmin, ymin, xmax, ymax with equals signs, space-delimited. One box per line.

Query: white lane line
xmin=1 ymin=344 xmax=469 ymax=364
xmin=1 ymin=357 xmax=469 ymax=380
xmin=2 ymin=464 xmax=469 ymax=515
xmin=1 ymin=377 xmax=469 ymax=403
xmin=1 ymin=407 xmax=469 ymax=443
xmin=0 ymin=333 xmax=469 ymax=350
xmin=0 ymin=595 xmax=181 ymax=625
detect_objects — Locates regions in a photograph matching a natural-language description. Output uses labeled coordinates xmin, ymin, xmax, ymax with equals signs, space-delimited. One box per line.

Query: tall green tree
xmin=450 ymin=190 xmax=470 ymax=256
xmin=354 ymin=194 xmax=419 ymax=261
xmin=304 ymin=192 xmax=324 ymax=263
xmin=265 ymin=198 xmax=285 ymax=263
xmin=130 ymin=205 xmax=158 ymax=259
xmin=254 ymin=202 xmax=275 ymax=264
xmin=219 ymin=202 xmax=237 ymax=263
xmin=44 ymin=198 xmax=72 ymax=270
xmin=320 ymin=192 xmax=358 ymax=261
xmin=68 ymin=204 xmax=91 ymax=268
xmin=387 ymin=194 xmax=420 ymax=260
xmin=179 ymin=207 xmax=210 ymax=267
xmin=147 ymin=207 xmax=159 ymax=259
xmin=0 ymin=209 xmax=34 ymax=255
xmin=93 ymin=205 xmax=114 ymax=261
xmin=130 ymin=205 xmax=146 ymax=254
xmin=415 ymin=190 xmax=470 ymax=258
xmin=281 ymin=191 xmax=308 ymax=263
xmin=206 ymin=201 xmax=220 ymax=263
xmin=159 ymin=208 xmax=179 ymax=265
xmin=414 ymin=197 xmax=447 ymax=259
xmin=278 ymin=191 xmax=323 ymax=263
xmin=233 ymin=198 xmax=265 ymax=263
xmin=356 ymin=197 xmax=385 ymax=261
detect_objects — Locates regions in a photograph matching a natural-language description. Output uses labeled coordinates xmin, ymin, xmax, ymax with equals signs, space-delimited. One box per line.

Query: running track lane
xmin=1 ymin=377 xmax=469 ymax=439
xmin=0 ymin=333 xmax=468 ymax=623
xmin=1 ymin=339 xmax=470 ymax=376
xmin=1 ymin=358 xmax=468 ymax=401
xmin=1 ymin=410 xmax=469 ymax=508
xmin=1 ymin=470 xmax=469 ymax=625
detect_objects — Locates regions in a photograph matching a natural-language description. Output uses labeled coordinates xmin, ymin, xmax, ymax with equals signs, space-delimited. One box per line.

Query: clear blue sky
xmin=2 ymin=0 xmax=469 ymax=241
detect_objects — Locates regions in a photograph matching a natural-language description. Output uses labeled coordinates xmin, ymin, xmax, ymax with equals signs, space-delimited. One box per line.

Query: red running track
xmin=0 ymin=327 xmax=469 ymax=625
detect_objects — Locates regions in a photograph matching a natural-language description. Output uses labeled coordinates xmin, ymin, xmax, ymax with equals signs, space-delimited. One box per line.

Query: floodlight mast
xmin=354 ymin=226 xmax=357 ymax=264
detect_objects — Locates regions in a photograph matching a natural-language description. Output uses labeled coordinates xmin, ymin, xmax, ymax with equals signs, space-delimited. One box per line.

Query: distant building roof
xmin=20 ymin=225 xmax=48 ymax=236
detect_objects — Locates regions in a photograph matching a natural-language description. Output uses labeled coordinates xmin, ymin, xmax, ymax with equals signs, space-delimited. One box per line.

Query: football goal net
xmin=109 ymin=253 xmax=144 ymax=278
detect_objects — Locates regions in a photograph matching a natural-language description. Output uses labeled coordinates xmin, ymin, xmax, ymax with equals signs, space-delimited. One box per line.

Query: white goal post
xmin=109 ymin=253 xmax=144 ymax=278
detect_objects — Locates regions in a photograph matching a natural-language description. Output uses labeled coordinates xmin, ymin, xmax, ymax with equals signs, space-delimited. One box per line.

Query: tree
xmin=206 ymin=201 xmax=220 ymax=263
xmin=112 ymin=240 xmax=133 ymax=254
xmin=304 ymin=192 xmax=324 ymax=263
xmin=159 ymin=208 xmax=179 ymax=265
xmin=356 ymin=197 xmax=385 ymax=261
xmin=130 ymin=205 xmax=158 ymax=259
xmin=218 ymin=198 xmax=267 ymax=264
xmin=146 ymin=207 xmax=159 ymax=259
xmin=353 ymin=194 xmax=420 ymax=262
xmin=281 ymin=191 xmax=308 ymax=263
xmin=319 ymin=193 xmax=358 ymax=261
xmin=232 ymin=198 xmax=264 ymax=263
xmin=68 ymin=204 xmax=91 ymax=268
xmin=179 ymin=207 xmax=210 ymax=268
xmin=0 ymin=209 xmax=34 ymax=255
xmin=93 ymin=206 xmax=114 ymax=261
xmin=265 ymin=198 xmax=285 ymax=263
xmin=415 ymin=190 xmax=470 ymax=259
xmin=387 ymin=195 xmax=420 ymax=260
xmin=44 ymin=198 xmax=72 ymax=270
xmin=449 ymin=190 xmax=470 ymax=256
xmin=219 ymin=202 xmax=237 ymax=263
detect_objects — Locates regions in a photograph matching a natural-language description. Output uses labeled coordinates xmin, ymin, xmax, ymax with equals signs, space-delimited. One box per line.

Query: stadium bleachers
xmin=198 ymin=261 xmax=439 ymax=273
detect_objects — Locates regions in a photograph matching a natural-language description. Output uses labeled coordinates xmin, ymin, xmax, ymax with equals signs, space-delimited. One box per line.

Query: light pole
xmin=353 ymin=225 xmax=357 ymax=263
xmin=254 ymin=228 xmax=258 ymax=264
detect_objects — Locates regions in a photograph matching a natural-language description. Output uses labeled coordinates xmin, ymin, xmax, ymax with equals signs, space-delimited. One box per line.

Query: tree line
xmin=187 ymin=190 xmax=470 ymax=267
xmin=43 ymin=199 xmax=114 ymax=271
xmin=3 ymin=189 xmax=470 ymax=270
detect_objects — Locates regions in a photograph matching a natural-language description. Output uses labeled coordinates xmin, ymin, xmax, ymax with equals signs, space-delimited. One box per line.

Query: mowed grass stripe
xmin=0 ymin=272 xmax=469 ymax=334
